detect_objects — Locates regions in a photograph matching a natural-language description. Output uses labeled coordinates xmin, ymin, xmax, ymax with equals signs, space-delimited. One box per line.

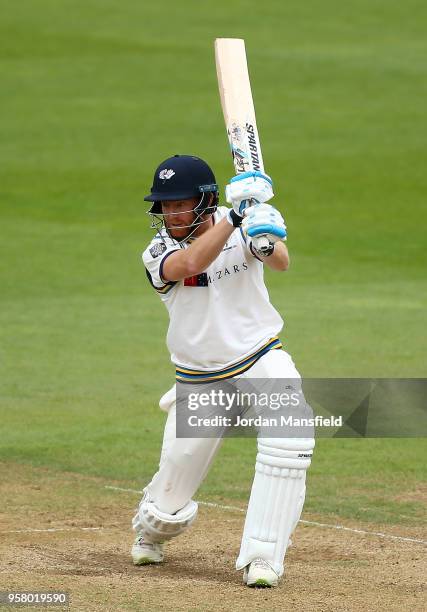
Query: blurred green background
xmin=1 ymin=0 xmax=426 ymax=526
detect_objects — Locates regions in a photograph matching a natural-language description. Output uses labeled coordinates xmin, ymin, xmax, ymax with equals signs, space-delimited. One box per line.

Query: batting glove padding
xmin=242 ymin=203 xmax=287 ymax=243
xmin=225 ymin=171 xmax=274 ymax=215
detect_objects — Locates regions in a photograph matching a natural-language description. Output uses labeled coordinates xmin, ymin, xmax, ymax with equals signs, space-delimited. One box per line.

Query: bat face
xmin=215 ymin=37 xmax=272 ymax=253
xmin=215 ymin=38 xmax=265 ymax=176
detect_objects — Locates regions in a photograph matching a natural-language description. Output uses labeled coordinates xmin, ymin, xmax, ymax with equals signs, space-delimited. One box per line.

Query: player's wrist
xmin=226 ymin=209 xmax=243 ymax=227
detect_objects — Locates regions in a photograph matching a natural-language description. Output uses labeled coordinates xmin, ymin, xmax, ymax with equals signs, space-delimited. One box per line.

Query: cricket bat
xmin=215 ymin=37 xmax=270 ymax=251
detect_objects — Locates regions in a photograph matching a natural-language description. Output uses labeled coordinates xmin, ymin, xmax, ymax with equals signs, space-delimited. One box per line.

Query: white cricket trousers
xmin=145 ymin=349 xmax=304 ymax=514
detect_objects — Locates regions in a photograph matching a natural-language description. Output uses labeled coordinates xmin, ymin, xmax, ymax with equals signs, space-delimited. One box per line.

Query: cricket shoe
xmin=243 ymin=558 xmax=280 ymax=588
xmin=131 ymin=532 xmax=164 ymax=565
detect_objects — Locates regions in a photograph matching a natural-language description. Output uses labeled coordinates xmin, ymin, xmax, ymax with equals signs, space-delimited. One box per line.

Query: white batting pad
xmin=236 ymin=437 xmax=315 ymax=576
xmin=132 ymin=495 xmax=198 ymax=543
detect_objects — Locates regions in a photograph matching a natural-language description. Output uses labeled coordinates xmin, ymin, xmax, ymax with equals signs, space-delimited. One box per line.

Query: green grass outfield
xmin=1 ymin=0 xmax=426 ymax=527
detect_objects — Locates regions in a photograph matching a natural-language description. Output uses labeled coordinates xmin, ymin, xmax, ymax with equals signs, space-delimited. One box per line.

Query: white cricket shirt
xmin=142 ymin=206 xmax=284 ymax=373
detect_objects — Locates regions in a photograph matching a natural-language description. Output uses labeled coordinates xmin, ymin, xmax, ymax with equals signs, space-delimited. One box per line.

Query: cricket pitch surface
xmin=1 ymin=464 xmax=425 ymax=611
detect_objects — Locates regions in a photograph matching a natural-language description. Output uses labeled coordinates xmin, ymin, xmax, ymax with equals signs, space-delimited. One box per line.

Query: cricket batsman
xmin=132 ymin=154 xmax=315 ymax=587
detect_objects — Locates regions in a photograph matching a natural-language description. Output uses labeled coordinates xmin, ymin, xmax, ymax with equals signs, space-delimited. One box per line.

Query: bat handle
xmin=246 ymin=198 xmax=273 ymax=253
xmin=252 ymin=234 xmax=272 ymax=252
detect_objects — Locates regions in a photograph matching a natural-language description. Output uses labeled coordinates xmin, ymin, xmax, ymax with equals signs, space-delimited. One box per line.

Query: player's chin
xmin=167 ymin=227 xmax=189 ymax=240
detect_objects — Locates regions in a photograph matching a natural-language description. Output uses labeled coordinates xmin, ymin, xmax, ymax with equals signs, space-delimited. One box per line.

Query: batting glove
xmin=225 ymin=171 xmax=274 ymax=216
xmin=242 ymin=203 xmax=287 ymax=244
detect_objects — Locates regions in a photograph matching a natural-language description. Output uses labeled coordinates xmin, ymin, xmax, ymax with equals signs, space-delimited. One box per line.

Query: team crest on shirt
xmin=150 ymin=242 xmax=167 ymax=258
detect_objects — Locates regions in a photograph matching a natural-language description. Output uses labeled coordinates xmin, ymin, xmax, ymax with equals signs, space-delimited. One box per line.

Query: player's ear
xmin=200 ymin=193 xmax=214 ymax=211
xmin=206 ymin=192 xmax=218 ymax=214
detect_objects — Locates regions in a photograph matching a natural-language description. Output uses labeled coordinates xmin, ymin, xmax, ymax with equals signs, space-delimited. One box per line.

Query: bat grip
xmin=247 ymin=198 xmax=272 ymax=253
xmin=252 ymin=234 xmax=272 ymax=252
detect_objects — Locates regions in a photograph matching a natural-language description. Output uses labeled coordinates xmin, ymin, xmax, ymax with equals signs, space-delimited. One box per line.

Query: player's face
xmin=161 ymin=198 xmax=199 ymax=239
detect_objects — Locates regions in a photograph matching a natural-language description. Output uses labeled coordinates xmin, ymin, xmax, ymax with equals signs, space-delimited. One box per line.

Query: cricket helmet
xmin=144 ymin=154 xmax=218 ymax=215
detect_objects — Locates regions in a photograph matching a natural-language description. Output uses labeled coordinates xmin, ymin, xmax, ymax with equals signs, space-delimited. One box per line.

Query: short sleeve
xmin=142 ymin=238 xmax=180 ymax=295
